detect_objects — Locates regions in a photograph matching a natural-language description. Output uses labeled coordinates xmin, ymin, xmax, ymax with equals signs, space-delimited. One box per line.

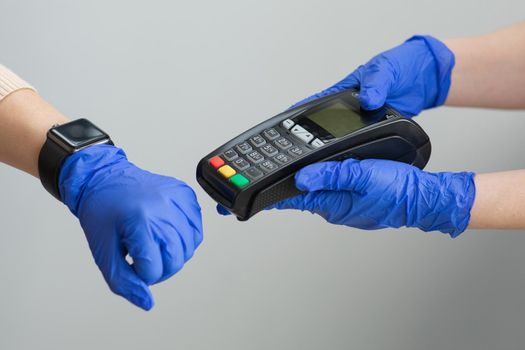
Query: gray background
xmin=1 ymin=1 xmax=524 ymax=349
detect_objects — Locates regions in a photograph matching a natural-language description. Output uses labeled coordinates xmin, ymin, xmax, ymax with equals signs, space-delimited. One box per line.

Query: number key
xmin=244 ymin=167 xmax=264 ymax=180
xmin=288 ymin=146 xmax=305 ymax=157
xmin=246 ymin=150 xmax=264 ymax=164
xmin=260 ymin=144 xmax=278 ymax=157
xmin=223 ymin=149 xmax=238 ymax=161
xmin=263 ymin=128 xmax=280 ymax=140
xmin=274 ymin=137 xmax=292 ymax=150
xmin=232 ymin=157 xmax=250 ymax=171
xmin=250 ymin=134 xmax=266 ymax=147
xmin=274 ymin=153 xmax=292 ymax=165
xmin=236 ymin=141 xmax=252 ymax=154
xmin=259 ymin=160 xmax=278 ymax=173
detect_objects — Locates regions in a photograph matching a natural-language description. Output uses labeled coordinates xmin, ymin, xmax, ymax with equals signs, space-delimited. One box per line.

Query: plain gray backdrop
xmin=1 ymin=1 xmax=525 ymax=349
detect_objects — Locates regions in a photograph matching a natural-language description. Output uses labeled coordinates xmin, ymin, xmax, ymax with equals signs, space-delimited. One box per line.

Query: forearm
xmin=444 ymin=22 xmax=525 ymax=109
xmin=0 ymin=69 xmax=68 ymax=177
xmin=468 ymin=170 xmax=525 ymax=229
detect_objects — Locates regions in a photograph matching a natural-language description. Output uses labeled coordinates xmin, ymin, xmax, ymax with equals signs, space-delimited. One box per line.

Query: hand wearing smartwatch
xmin=0 ymin=65 xmax=203 ymax=310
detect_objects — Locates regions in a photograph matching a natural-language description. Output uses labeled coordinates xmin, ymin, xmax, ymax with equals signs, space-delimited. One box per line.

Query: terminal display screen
xmin=305 ymin=101 xmax=368 ymax=138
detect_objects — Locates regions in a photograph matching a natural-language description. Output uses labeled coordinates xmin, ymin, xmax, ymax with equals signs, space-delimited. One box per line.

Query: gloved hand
xmin=270 ymin=158 xmax=475 ymax=237
xmin=292 ymin=35 xmax=455 ymax=116
xmin=59 ymin=145 xmax=203 ymax=310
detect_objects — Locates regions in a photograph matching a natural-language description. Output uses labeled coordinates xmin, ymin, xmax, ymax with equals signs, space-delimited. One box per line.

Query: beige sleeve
xmin=0 ymin=64 xmax=36 ymax=102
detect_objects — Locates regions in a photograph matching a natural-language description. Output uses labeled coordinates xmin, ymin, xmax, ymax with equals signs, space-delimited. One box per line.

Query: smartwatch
xmin=38 ymin=118 xmax=113 ymax=200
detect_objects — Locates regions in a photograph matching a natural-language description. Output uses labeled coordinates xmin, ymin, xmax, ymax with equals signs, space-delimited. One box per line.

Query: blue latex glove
xmin=59 ymin=145 xmax=203 ymax=310
xmin=271 ymin=158 xmax=475 ymax=237
xmin=292 ymin=35 xmax=455 ymax=116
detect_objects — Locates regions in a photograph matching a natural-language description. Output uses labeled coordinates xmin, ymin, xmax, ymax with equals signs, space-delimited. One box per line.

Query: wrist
xmin=410 ymin=170 xmax=476 ymax=237
xmin=59 ymin=145 xmax=126 ymax=215
xmin=405 ymin=35 xmax=456 ymax=108
xmin=0 ymin=89 xmax=69 ymax=177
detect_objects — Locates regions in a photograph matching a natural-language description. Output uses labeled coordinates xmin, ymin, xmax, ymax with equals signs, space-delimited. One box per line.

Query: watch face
xmin=51 ymin=119 xmax=109 ymax=149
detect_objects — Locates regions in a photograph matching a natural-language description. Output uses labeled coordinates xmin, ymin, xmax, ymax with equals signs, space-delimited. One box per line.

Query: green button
xmin=229 ymin=174 xmax=250 ymax=188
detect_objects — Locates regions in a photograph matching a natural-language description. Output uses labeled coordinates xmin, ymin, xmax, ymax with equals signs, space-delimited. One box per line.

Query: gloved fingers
xmin=268 ymin=191 xmax=341 ymax=215
xmin=267 ymin=193 xmax=310 ymax=211
xmin=154 ymin=204 xmax=201 ymax=283
xmin=168 ymin=184 xmax=204 ymax=249
xmin=294 ymin=159 xmax=363 ymax=192
xmin=333 ymin=66 xmax=362 ymax=90
xmin=156 ymin=230 xmax=186 ymax=284
xmin=359 ymin=59 xmax=396 ymax=110
xmin=101 ymin=245 xmax=154 ymax=311
xmin=165 ymin=205 xmax=198 ymax=262
xmin=216 ymin=204 xmax=231 ymax=216
xmin=288 ymin=68 xmax=362 ymax=109
xmin=122 ymin=221 xmax=164 ymax=286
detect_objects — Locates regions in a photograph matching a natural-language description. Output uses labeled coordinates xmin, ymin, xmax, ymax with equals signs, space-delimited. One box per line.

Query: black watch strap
xmin=38 ymin=137 xmax=70 ymax=200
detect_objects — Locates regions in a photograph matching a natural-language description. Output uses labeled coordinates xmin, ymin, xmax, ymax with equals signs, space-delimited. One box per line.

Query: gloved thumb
xmin=103 ymin=251 xmax=155 ymax=311
xmin=294 ymin=159 xmax=363 ymax=192
xmin=359 ymin=60 xmax=395 ymax=110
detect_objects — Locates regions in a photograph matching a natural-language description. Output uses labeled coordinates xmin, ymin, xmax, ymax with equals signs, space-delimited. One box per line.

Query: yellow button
xmin=218 ymin=165 xmax=236 ymax=179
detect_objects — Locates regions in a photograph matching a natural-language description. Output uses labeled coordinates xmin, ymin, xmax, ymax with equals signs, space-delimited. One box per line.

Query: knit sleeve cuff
xmin=0 ymin=64 xmax=36 ymax=102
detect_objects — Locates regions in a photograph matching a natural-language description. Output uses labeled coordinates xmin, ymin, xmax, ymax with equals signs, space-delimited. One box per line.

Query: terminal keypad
xmin=209 ymin=125 xmax=312 ymax=188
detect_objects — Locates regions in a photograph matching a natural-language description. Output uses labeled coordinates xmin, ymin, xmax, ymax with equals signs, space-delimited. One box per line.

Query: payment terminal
xmin=196 ymin=89 xmax=431 ymax=221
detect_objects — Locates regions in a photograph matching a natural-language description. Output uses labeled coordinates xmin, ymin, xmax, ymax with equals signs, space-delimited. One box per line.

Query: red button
xmin=209 ymin=156 xmax=225 ymax=169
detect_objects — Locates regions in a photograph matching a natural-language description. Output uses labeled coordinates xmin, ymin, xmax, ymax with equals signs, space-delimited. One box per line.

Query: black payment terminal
xmin=196 ymin=89 xmax=431 ymax=221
